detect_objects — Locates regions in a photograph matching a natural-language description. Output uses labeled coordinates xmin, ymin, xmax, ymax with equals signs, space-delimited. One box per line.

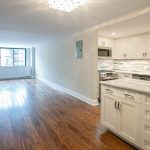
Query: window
xmin=0 ymin=48 xmax=26 ymax=67
xmin=14 ymin=49 xmax=26 ymax=66
xmin=1 ymin=49 xmax=13 ymax=66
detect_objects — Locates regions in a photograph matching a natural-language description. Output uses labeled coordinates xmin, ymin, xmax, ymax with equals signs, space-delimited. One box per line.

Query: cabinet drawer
xmin=140 ymin=119 xmax=150 ymax=150
xmin=141 ymin=95 xmax=150 ymax=106
xmin=103 ymin=86 xmax=124 ymax=97
xmin=123 ymin=90 xmax=140 ymax=103
xmin=141 ymin=104 xmax=150 ymax=121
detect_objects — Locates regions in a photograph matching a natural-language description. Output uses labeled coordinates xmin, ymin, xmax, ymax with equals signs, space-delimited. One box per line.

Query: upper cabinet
xmin=113 ymin=37 xmax=137 ymax=59
xmin=98 ymin=37 xmax=114 ymax=48
xmin=113 ymin=38 xmax=125 ymax=59
xmin=113 ymin=34 xmax=150 ymax=59
xmin=136 ymin=34 xmax=150 ymax=59
xmin=98 ymin=33 xmax=150 ymax=59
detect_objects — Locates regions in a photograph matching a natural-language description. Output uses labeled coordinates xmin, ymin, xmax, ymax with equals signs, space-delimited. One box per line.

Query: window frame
xmin=0 ymin=47 xmax=27 ymax=67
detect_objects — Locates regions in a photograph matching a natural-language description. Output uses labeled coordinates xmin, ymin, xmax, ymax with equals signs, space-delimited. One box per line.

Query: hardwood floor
xmin=0 ymin=79 xmax=137 ymax=150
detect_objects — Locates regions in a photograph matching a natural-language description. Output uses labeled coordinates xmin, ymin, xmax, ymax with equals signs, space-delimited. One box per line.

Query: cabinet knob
xmin=123 ymin=53 xmax=126 ymax=57
xmin=114 ymin=101 xmax=118 ymax=109
xmin=143 ymin=52 xmax=147 ymax=57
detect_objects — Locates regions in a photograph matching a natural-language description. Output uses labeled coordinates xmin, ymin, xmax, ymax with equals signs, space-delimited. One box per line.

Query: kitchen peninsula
xmin=100 ymin=78 xmax=150 ymax=150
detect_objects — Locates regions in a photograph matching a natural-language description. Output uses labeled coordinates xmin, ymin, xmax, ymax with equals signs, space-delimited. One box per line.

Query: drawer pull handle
xmin=106 ymin=89 xmax=113 ymax=93
xmin=125 ymin=94 xmax=134 ymax=100
xmin=118 ymin=102 xmax=121 ymax=111
xmin=114 ymin=101 xmax=118 ymax=110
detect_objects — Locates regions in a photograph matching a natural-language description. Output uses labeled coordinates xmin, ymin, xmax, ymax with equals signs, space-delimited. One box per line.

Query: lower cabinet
xmin=101 ymin=85 xmax=140 ymax=148
xmin=101 ymin=95 xmax=118 ymax=132
xmin=118 ymin=100 xmax=140 ymax=145
xmin=140 ymin=119 xmax=150 ymax=150
xmin=140 ymin=102 xmax=150 ymax=150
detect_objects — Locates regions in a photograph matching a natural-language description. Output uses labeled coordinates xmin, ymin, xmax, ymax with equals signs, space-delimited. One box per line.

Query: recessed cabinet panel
xmin=113 ymin=38 xmax=137 ymax=59
xmin=141 ymin=95 xmax=150 ymax=106
xmin=140 ymin=119 xmax=150 ymax=150
xmin=141 ymin=104 xmax=150 ymax=121
xmin=136 ymin=35 xmax=150 ymax=59
xmin=101 ymin=96 xmax=118 ymax=132
xmin=113 ymin=39 xmax=125 ymax=59
xmin=118 ymin=100 xmax=140 ymax=145
xmin=126 ymin=37 xmax=137 ymax=59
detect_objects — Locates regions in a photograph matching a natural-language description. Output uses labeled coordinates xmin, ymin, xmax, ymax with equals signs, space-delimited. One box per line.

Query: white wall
xmin=36 ymin=28 xmax=98 ymax=105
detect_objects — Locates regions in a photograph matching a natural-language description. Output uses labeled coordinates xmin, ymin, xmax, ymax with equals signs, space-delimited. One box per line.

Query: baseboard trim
xmin=0 ymin=76 xmax=31 ymax=81
xmin=37 ymin=77 xmax=99 ymax=106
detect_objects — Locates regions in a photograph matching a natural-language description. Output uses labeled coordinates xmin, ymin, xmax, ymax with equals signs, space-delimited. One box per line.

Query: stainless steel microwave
xmin=98 ymin=48 xmax=112 ymax=57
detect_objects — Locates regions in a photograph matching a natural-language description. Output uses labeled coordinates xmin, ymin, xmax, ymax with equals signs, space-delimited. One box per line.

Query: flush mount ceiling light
xmin=112 ymin=32 xmax=116 ymax=36
xmin=48 ymin=0 xmax=87 ymax=12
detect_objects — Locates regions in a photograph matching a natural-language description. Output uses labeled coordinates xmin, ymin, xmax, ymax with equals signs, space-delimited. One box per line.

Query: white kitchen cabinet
xmin=118 ymin=100 xmax=140 ymax=145
xmin=101 ymin=95 xmax=118 ymax=131
xmin=140 ymin=95 xmax=150 ymax=150
xmin=98 ymin=37 xmax=114 ymax=48
xmin=140 ymin=119 xmax=150 ymax=150
xmin=136 ymin=34 xmax=150 ymax=59
xmin=113 ymin=37 xmax=137 ymax=59
xmin=141 ymin=94 xmax=150 ymax=106
xmin=113 ymin=39 xmax=125 ymax=59
xmin=126 ymin=37 xmax=137 ymax=59
xmin=101 ymin=85 xmax=141 ymax=148
xmin=113 ymin=34 xmax=150 ymax=59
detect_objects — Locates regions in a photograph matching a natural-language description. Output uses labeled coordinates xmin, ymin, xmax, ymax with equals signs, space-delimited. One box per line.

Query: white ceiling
xmin=98 ymin=9 xmax=150 ymax=39
xmin=0 ymin=30 xmax=53 ymax=47
xmin=0 ymin=0 xmax=150 ymax=46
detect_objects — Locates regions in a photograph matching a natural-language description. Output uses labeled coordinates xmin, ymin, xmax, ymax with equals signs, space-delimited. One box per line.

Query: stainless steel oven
xmin=98 ymin=48 xmax=112 ymax=57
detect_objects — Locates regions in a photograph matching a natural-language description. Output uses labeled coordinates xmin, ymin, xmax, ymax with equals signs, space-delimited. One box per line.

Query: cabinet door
xmin=113 ymin=39 xmax=125 ymax=59
xmin=101 ymin=95 xmax=118 ymax=132
xmin=118 ymin=100 xmax=140 ymax=145
xmin=98 ymin=37 xmax=113 ymax=48
xmin=126 ymin=37 xmax=137 ymax=59
xmin=113 ymin=38 xmax=137 ymax=59
xmin=140 ymin=119 xmax=150 ymax=150
xmin=136 ymin=35 xmax=150 ymax=59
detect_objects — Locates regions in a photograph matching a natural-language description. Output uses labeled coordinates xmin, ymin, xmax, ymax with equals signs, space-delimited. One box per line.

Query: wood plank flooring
xmin=0 ymin=79 xmax=137 ymax=150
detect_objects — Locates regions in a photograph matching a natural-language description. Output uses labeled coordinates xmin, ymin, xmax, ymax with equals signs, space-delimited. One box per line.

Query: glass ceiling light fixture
xmin=48 ymin=0 xmax=87 ymax=12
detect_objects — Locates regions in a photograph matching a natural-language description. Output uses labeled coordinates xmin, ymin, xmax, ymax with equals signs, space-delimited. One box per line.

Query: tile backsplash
xmin=98 ymin=59 xmax=150 ymax=75
xmin=98 ymin=59 xmax=113 ymax=71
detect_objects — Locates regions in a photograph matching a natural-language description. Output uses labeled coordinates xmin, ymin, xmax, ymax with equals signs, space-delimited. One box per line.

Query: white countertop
xmin=100 ymin=78 xmax=150 ymax=94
